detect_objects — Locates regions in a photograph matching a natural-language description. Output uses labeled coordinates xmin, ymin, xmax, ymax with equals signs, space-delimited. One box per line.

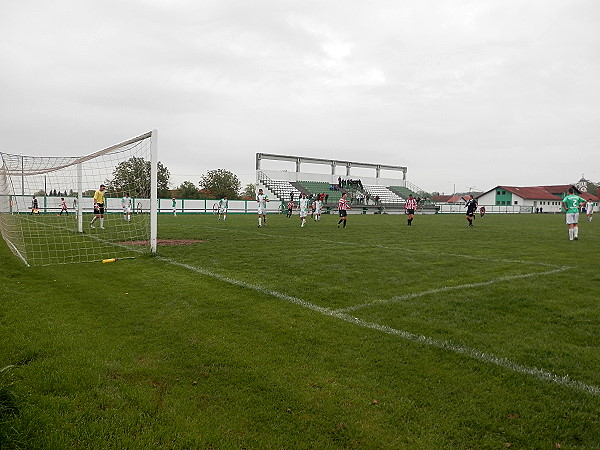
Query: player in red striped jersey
xmin=337 ymin=193 xmax=351 ymax=228
xmin=404 ymin=194 xmax=418 ymax=226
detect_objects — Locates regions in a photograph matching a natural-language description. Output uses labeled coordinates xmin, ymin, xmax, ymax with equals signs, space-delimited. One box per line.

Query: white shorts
xmin=299 ymin=209 xmax=308 ymax=218
xmin=566 ymin=213 xmax=579 ymax=225
xmin=257 ymin=207 xmax=267 ymax=215
xmin=123 ymin=207 xmax=131 ymax=214
xmin=219 ymin=208 xmax=227 ymax=214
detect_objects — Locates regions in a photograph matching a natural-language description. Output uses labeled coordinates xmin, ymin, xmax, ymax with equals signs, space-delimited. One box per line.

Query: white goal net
xmin=0 ymin=130 xmax=158 ymax=266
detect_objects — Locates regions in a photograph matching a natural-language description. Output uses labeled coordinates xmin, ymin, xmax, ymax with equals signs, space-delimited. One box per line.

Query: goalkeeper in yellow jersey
xmin=90 ymin=184 xmax=106 ymax=229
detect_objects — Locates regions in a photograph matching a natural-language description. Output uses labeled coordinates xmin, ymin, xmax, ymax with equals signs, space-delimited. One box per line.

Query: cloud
xmin=1 ymin=0 xmax=599 ymax=193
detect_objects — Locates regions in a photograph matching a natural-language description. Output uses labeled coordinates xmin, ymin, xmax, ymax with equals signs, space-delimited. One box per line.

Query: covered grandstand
xmin=255 ymin=153 xmax=436 ymax=214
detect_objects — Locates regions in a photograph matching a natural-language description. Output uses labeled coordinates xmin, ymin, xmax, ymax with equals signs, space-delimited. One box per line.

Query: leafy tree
xmin=109 ymin=157 xmax=171 ymax=198
xmin=241 ymin=183 xmax=256 ymax=199
xmin=199 ymin=169 xmax=241 ymax=199
xmin=177 ymin=181 xmax=201 ymax=199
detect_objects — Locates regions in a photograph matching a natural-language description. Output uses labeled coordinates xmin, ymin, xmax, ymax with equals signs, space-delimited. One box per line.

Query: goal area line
xmin=336 ymin=266 xmax=572 ymax=313
xmin=16 ymin=214 xmax=148 ymax=265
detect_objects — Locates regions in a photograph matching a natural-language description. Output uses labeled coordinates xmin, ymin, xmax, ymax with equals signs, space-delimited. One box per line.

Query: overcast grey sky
xmin=1 ymin=0 xmax=598 ymax=194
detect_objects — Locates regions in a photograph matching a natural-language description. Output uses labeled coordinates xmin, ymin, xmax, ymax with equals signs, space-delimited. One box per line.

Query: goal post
xmin=0 ymin=130 xmax=158 ymax=266
xmin=150 ymin=129 xmax=158 ymax=254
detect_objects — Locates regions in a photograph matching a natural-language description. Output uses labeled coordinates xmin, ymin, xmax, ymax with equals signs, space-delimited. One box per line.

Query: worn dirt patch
xmin=120 ymin=239 xmax=205 ymax=246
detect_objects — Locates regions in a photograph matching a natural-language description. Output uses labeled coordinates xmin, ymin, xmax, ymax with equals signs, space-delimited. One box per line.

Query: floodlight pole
xmin=150 ymin=129 xmax=158 ymax=253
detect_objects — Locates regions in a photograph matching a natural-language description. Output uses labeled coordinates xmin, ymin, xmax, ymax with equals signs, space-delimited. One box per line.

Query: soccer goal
xmin=0 ymin=130 xmax=158 ymax=266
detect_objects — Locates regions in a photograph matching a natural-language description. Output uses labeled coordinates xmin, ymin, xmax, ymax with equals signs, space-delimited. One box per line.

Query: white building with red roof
xmin=477 ymin=185 xmax=599 ymax=213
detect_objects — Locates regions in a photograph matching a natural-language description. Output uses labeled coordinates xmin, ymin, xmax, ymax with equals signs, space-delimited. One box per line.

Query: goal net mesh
xmin=0 ymin=131 xmax=156 ymax=266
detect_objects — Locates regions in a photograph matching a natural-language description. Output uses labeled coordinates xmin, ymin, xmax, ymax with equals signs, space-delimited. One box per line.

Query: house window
xmin=514 ymin=201 xmax=518 ymax=205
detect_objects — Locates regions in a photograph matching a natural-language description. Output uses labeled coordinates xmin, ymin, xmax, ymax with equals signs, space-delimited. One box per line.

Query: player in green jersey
xmin=561 ymin=188 xmax=586 ymax=241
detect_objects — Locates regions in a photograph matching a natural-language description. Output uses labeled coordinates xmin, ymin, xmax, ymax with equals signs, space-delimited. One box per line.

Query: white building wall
xmin=476 ymin=191 xmax=496 ymax=206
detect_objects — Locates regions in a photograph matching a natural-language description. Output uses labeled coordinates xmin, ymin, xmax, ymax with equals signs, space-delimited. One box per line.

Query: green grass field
xmin=1 ymin=212 xmax=599 ymax=449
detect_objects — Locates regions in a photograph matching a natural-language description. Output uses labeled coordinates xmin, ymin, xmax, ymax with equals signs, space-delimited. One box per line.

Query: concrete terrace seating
xmin=363 ymin=185 xmax=404 ymax=204
xmin=261 ymin=179 xmax=301 ymax=202
xmin=389 ymin=186 xmax=417 ymax=200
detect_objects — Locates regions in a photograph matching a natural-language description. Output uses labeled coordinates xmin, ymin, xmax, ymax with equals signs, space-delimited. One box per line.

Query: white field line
xmin=21 ymin=215 xmax=146 ymax=265
xmin=156 ymin=255 xmax=599 ymax=397
xmin=337 ymin=266 xmax=572 ymax=313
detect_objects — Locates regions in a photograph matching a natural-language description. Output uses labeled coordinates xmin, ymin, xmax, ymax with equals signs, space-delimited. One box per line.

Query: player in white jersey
xmin=313 ymin=198 xmax=322 ymax=221
xmin=297 ymin=193 xmax=310 ymax=227
xmin=586 ymin=201 xmax=594 ymax=222
xmin=256 ymin=188 xmax=269 ymax=227
xmin=121 ymin=193 xmax=132 ymax=222
xmin=218 ymin=196 xmax=228 ymax=221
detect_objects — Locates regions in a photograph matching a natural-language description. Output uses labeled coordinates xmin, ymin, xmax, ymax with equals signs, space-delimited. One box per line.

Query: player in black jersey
xmin=462 ymin=195 xmax=478 ymax=227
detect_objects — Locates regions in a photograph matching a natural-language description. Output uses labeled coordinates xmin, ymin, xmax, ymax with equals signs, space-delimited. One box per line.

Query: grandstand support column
xmin=77 ymin=163 xmax=83 ymax=233
xmin=331 ymin=161 xmax=336 ymax=175
xmin=20 ymin=153 xmax=24 ymax=196
xmin=255 ymin=153 xmax=262 ymax=170
xmin=376 ymin=165 xmax=381 ymax=178
xmin=296 ymin=158 xmax=301 ymax=172
xmin=346 ymin=163 xmax=351 ymax=177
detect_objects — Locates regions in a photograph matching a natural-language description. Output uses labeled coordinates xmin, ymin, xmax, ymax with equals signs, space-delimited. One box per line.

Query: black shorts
xmin=406 ymin=209 xmax=415 ymax=215
xmin=338 ymin=210 xmax=347 ymax=218
xmin=94 ymin=203 xmax=105 ymax=215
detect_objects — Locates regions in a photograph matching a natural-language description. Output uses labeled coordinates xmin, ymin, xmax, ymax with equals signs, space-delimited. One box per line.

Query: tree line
xmin=34 ymin=157 xmax=255 ymax=200
xmin=109 ymin=158 xmax=254 ymax=200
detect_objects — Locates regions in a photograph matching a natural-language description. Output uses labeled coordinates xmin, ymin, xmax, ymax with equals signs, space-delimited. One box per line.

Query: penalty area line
xmin=337 ymin=266 xmax=573 ymax=313
xmin=156 ymin=255 xmax=598 ymax=397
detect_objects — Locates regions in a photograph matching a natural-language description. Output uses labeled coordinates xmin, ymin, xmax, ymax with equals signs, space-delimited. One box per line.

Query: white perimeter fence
xmin=437 ymin=204 xmax=565 ymax=214
xmin=9 ymin=196 xmax=581 ymax=215
xmin=7 ymin=196 xmax=284 ymax=215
